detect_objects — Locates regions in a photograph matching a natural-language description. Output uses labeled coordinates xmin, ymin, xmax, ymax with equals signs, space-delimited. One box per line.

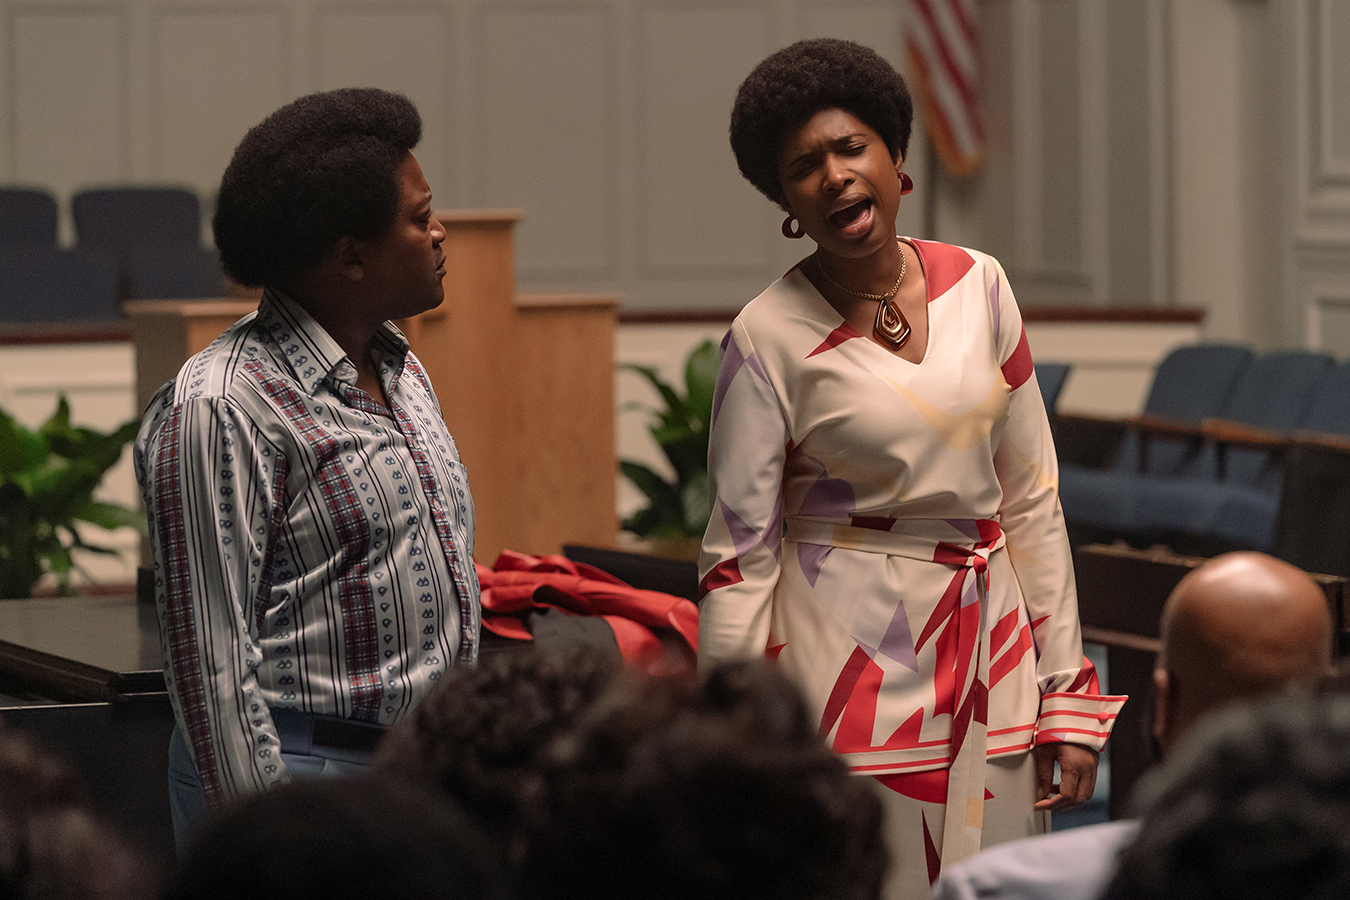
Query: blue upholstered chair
xmin=1058 ymin=344 xmax=1253 ymax=542
xmin=1123 ymin=351 xmax=1335 ymax=552
xmin=71 ymin=187 xmax=226 ymax=299
xmin=1034 ymin=362 xmax=1071 ymax=414
xmin=127 ymin=245 xmax=226 ymax=299
xmin=0 ymin=248 xmax=119 ymax=322
xmin=1269 ymin=363 xmax=1350 ymax=575
xmin=0 ymin=188 xmax=59 ymax=247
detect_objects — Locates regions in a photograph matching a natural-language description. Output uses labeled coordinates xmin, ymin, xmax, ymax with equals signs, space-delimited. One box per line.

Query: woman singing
xmin=697 ymin=38 xmax=1126 ymax=898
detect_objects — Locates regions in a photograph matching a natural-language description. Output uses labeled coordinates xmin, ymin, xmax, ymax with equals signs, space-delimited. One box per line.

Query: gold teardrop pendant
xmin=874 ymin=296 xmax=911 ymax=349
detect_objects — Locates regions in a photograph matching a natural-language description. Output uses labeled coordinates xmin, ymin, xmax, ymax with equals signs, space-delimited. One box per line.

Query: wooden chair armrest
xmin=1201 ymin=418 xmax=1289 ymax=449
xmin=1055 ymin=412 xmax=1131 ymax=428
xmin=1292 ymin=430 xmax=1350 ymax=453
xmin=1132 ymin=414 xmax=1205 ymax=439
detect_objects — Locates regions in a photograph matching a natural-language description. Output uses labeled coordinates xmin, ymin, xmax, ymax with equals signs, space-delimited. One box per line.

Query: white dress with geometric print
xmin=697 ymin=239 xmax=1125 ymax=889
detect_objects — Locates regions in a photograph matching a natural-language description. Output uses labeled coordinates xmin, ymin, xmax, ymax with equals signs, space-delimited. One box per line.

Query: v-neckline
xmin=795 ymin=237 xmax=930 ymax=366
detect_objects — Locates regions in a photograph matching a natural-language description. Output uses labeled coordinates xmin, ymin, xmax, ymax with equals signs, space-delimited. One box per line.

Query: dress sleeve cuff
xmin=1033 ymin=692 xmax=1129 ymax=752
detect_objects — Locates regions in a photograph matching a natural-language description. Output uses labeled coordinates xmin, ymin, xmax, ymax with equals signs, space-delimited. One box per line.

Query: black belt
xmin=271 ymin=708 xmax=387 ymax=755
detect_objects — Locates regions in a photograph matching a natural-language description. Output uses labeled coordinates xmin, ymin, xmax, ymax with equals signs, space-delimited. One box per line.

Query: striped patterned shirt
xmin=134 ymin=288 xmax=479 ymax=804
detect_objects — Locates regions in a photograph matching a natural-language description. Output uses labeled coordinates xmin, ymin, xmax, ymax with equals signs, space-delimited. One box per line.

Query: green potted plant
xmin=0 ymin=396 xmax=143 ymax=598
xmin=619 ymin=339 xmax=721 ymax=553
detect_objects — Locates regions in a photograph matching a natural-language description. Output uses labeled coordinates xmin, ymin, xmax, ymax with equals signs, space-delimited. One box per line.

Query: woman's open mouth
xmin=828 ymin=198 xmax=874 ymax=236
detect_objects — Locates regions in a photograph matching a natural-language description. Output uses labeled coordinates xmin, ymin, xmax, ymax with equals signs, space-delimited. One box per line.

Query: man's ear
xmin=334 ymin=236 xmax=364 ymax=283
xmin=1151 ymin=667 xmax=1172 ymax=753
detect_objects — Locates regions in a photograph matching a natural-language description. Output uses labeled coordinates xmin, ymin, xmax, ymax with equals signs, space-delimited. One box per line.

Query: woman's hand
xmin=1032 ymin=742 xmax=1099 ymax=811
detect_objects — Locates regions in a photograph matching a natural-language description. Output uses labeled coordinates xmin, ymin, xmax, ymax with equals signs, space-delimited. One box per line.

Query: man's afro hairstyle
xmin=730 ymin=38 xmax=913 ymax=205
xmin=213 ymin=87 xmax=422 ymax=291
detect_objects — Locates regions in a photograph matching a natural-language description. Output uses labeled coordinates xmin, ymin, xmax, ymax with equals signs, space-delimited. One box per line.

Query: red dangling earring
xmin=782 ymin=215 xmax=805 ymax=239
xmin=899 ymin=172 xmax=914 ymax=195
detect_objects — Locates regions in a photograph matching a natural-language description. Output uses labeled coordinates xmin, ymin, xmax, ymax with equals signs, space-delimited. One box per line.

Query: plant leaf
xmin=618 ymin=363 xmax=687 ymax=424
xmin=618 ymin=461 xmax=688 ymax=537
xmin=0 ymin=408 xmax=48 ymax=478
xmin=681 ymin=470 xmax=711 ymax=535
xmin=74 ymin=499 xmax=147 ymax=533
xmin=684 ymin=339 xmax=721 ymax=434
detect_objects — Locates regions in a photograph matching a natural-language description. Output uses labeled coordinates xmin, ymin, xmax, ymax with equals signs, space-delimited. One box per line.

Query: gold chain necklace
xmin=813 ymin=239 xmax=911 ymax=349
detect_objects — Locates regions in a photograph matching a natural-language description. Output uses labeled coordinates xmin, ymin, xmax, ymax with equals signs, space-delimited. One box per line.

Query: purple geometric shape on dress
xmin=711 ymin=336 xmax=746 ymax=425
xmin=946 ymin=519 xmax=981 ymax=542
xmin=877 ymin=598 xmax=920 ymax=671
xmin=712 ymin=336 xmax=771 ymax=425
xmin=797 ymin=541 xmax=832 ymax=587
xmin=988 ymin=277 xmax=1001 ymax=339
xmin=961 ymin=574 xmax=980 ymax=608
xmin=798 ymin=456 xmax=857 ymax=518
xmin=720 ymin=498 xmax=768 ymax=559
xmin=765 ymin=490 xmax=783 ymax=561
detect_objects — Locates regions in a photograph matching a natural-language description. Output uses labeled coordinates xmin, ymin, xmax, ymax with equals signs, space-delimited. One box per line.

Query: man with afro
xmin=134 ymin=87 xmax=480 ymax=848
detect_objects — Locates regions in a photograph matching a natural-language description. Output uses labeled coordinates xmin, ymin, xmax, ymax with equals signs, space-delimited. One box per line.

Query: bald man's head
xmin=1153 ymin=552 xmax=1333 ymax=755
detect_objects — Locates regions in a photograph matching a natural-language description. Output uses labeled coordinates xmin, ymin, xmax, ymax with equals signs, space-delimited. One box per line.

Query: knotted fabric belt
xmin=784 ymin=516 xmax=1006 ymax=573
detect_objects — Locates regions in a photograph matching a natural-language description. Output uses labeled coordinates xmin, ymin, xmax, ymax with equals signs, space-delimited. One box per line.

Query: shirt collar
xmin=257 ymin=287 xmax=411 ymax=396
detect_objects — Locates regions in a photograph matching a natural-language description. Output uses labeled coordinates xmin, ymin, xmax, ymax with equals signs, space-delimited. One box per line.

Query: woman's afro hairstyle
xmin=213 ymin=87 xmax=422 ymax=291
xmin=729 ymin=38 xmax=913 ymax=205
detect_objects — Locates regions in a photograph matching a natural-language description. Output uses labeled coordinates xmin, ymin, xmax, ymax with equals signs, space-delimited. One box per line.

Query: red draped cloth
xmin=476 ymin=550 xmax=699 ymax=674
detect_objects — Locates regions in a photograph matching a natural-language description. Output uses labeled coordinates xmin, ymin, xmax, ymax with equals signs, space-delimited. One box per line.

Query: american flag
xmin=905 ymin=0 xmax=986 ymax=176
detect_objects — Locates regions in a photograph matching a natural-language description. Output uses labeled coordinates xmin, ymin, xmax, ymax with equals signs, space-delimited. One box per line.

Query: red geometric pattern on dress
xmin=252 ymin=365 xmax=380 ymax=721
xmin=820 ymin=645 xmax=872 ymax=737
xmin=388 ymin=395 xmax=476 ymax=662
xmin=1000 ymin=325 xmax=1033 ymax=390
xmin=765 ymin=643 xmax=786 ymax=660
xmin=987 ymin=606 xmax=1021 ymax=653
xmin=989 ymin=623 xmax=1034 ymax=688
xmin=921 ymin=522 xmax=1001 ymax=728
xmin=919 ymin=575 xmax=967 ymax=719
xmin=948 ymin=669 xmax=988 ymax=763
xmin=876 ymin=767 xmax=949 ymax=803
xmin=807 ymin=322 xmax=865 ymax=358
xmin=882 ymin=707 xmax=928 ymax=750
xmin=923 ymin=811 xmax=943 ymax=886
xmin=1034 ymin=726 xmax=1116 ymax=746
xmin=850 ymin=515 xmax=898 ymax=531
xmin=154 ymin=404 xmax=222 ymax=802
xmin=1066 ymin=655 xmax=1102 ymax=693
xmin=698 ymin=557 xmax=744 ymax=600
xmin=833 ymin=651 xmax=889 ymax=752
xmin=910 ymin=239 xmax=976 ymax=303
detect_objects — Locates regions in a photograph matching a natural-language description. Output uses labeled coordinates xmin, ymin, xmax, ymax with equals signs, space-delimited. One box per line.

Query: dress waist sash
xmin=783 ymin=516 xmax=1006 ymax=571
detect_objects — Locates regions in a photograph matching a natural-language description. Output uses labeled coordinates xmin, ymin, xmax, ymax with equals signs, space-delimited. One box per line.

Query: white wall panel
xmin=638 ymin=5 xmax=771 ymax=275
xmin=474 ymin=5 xmax=615 ymax=279
xmin=152 ymin=6 xmax=290 ymax=195
xmin=1297 ymin=0 xmax=1350 ymax=234
xmin=315 ymin=5 xmax=451 ymax=196
xmin=1315 ymin=1 xmax=1350 ymax=185
xmin=12 ymin=8 xmax=128 ymax=194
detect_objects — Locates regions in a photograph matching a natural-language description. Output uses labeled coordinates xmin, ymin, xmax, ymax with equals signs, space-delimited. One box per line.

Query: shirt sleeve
xmin=136 ymin=392 xmax=290 ymax=804
xmin=988 ymin=261 xmax=1127 ymax=751
xmin=697 ymin=321 xmax=789 ymax=667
